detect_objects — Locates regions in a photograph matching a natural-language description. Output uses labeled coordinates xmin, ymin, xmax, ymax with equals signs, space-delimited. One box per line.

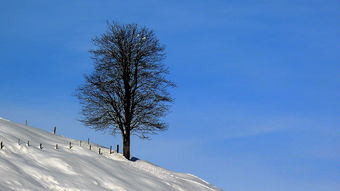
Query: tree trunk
xmin=123 ymin=132 xmax=131 ymax=160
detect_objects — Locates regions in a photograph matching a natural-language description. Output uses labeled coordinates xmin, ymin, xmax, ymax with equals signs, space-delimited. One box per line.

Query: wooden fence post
xmin=110 ymin=146 xmax=112 ymax=154
xmin=89 ymin=145 xmax=91 ymax=150
xmin=116 ymin=144 xmax=119 ymax=153
xmin=27 ymin=141 xmax=30 ymax=146
xmin=56 ymin=144 xmax=58 ymax=149
xmin=69 ymin=142 xmax=72 ymax=149
xmin=53 ymin=127 xmax=56 ymax=135
xmin=39 ymin=143 xmax=43 ymax=150
xmin=99 ymin=148 xmax=101 ymax=155
xmin=0 ymin=141 xmax=3 ymax=149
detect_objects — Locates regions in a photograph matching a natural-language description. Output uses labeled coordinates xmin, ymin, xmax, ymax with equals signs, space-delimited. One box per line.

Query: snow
xmin=0 ymin=117 xmax=223 ymax=191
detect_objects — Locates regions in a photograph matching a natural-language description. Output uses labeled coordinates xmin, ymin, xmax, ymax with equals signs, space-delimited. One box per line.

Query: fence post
xmin=110 ymin=146 xmax=112 ymax=154
xmin=99 ymin=148 xmax=101 ymax=155
xmin=39 ymin=143 xmax=43 ymax=150
xmin=0 ymin=141 xmax=3 ymax=149
xmin=80 ymin=141 xmax=82 ymax=146
xmin=89 ymin=145 xmax=91 ymax=150
xmin=116 ymin=144 xmax=119 ymax=153
xmin=69 ymin=142 xmax=72 ymax=149
xmin=87 ymin=138 xmax=89 ymax=145
xmin=53 ymin=127 xmax=56 ymax=135
xmin=56 ymin=144 xmax=58 ymax=149
xmin=18 ymin=139 xmax=20 ymax=145
xmin=27 ymin=141 xmax=30 ymax=146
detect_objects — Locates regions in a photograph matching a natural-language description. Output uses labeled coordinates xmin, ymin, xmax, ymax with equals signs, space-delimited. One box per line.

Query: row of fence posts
xmin=1 ymin=139 xmax=120 ymax=155
xmin=1 ymin=125 xmax=120 ymax=155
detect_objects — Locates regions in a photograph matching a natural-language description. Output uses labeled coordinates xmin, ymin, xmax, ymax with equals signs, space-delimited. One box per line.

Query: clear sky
xmin=0 ymin=0 xmax=339 ymax=190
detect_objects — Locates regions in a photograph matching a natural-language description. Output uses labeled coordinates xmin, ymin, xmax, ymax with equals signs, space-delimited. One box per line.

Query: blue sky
xmin=0 ymin=0 xmax=339 ymax=190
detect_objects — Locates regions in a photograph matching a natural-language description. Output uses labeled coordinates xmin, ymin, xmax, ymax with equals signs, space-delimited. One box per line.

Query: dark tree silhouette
xmin=76 ymin=22 xmax=175 ymax=159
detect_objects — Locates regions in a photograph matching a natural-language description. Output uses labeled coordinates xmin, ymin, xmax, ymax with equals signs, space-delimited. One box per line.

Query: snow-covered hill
xmin=0 ymin=117 xmax=222 ymax=191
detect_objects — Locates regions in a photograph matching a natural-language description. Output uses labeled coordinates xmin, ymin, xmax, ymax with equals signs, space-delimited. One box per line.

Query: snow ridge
xmin=0 ymin=117 xmax=223 ymax=191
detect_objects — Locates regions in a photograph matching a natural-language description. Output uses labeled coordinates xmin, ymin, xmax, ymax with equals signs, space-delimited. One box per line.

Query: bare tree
xmin=76 ymin=22 xmax=175 ymax=159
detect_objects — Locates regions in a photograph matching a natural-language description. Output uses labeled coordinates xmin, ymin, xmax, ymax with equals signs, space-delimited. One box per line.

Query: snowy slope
xmin=0 ymin=117 xmax=223 ymax=191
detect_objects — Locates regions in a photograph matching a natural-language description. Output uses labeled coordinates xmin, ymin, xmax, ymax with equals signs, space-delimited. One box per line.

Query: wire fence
xmin=0 ymin=124 xmax=120 ymax=156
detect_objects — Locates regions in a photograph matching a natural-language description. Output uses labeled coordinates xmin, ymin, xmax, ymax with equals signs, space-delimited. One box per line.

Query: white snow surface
xmin=0 ymin=117 xmax=222 ymax=191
